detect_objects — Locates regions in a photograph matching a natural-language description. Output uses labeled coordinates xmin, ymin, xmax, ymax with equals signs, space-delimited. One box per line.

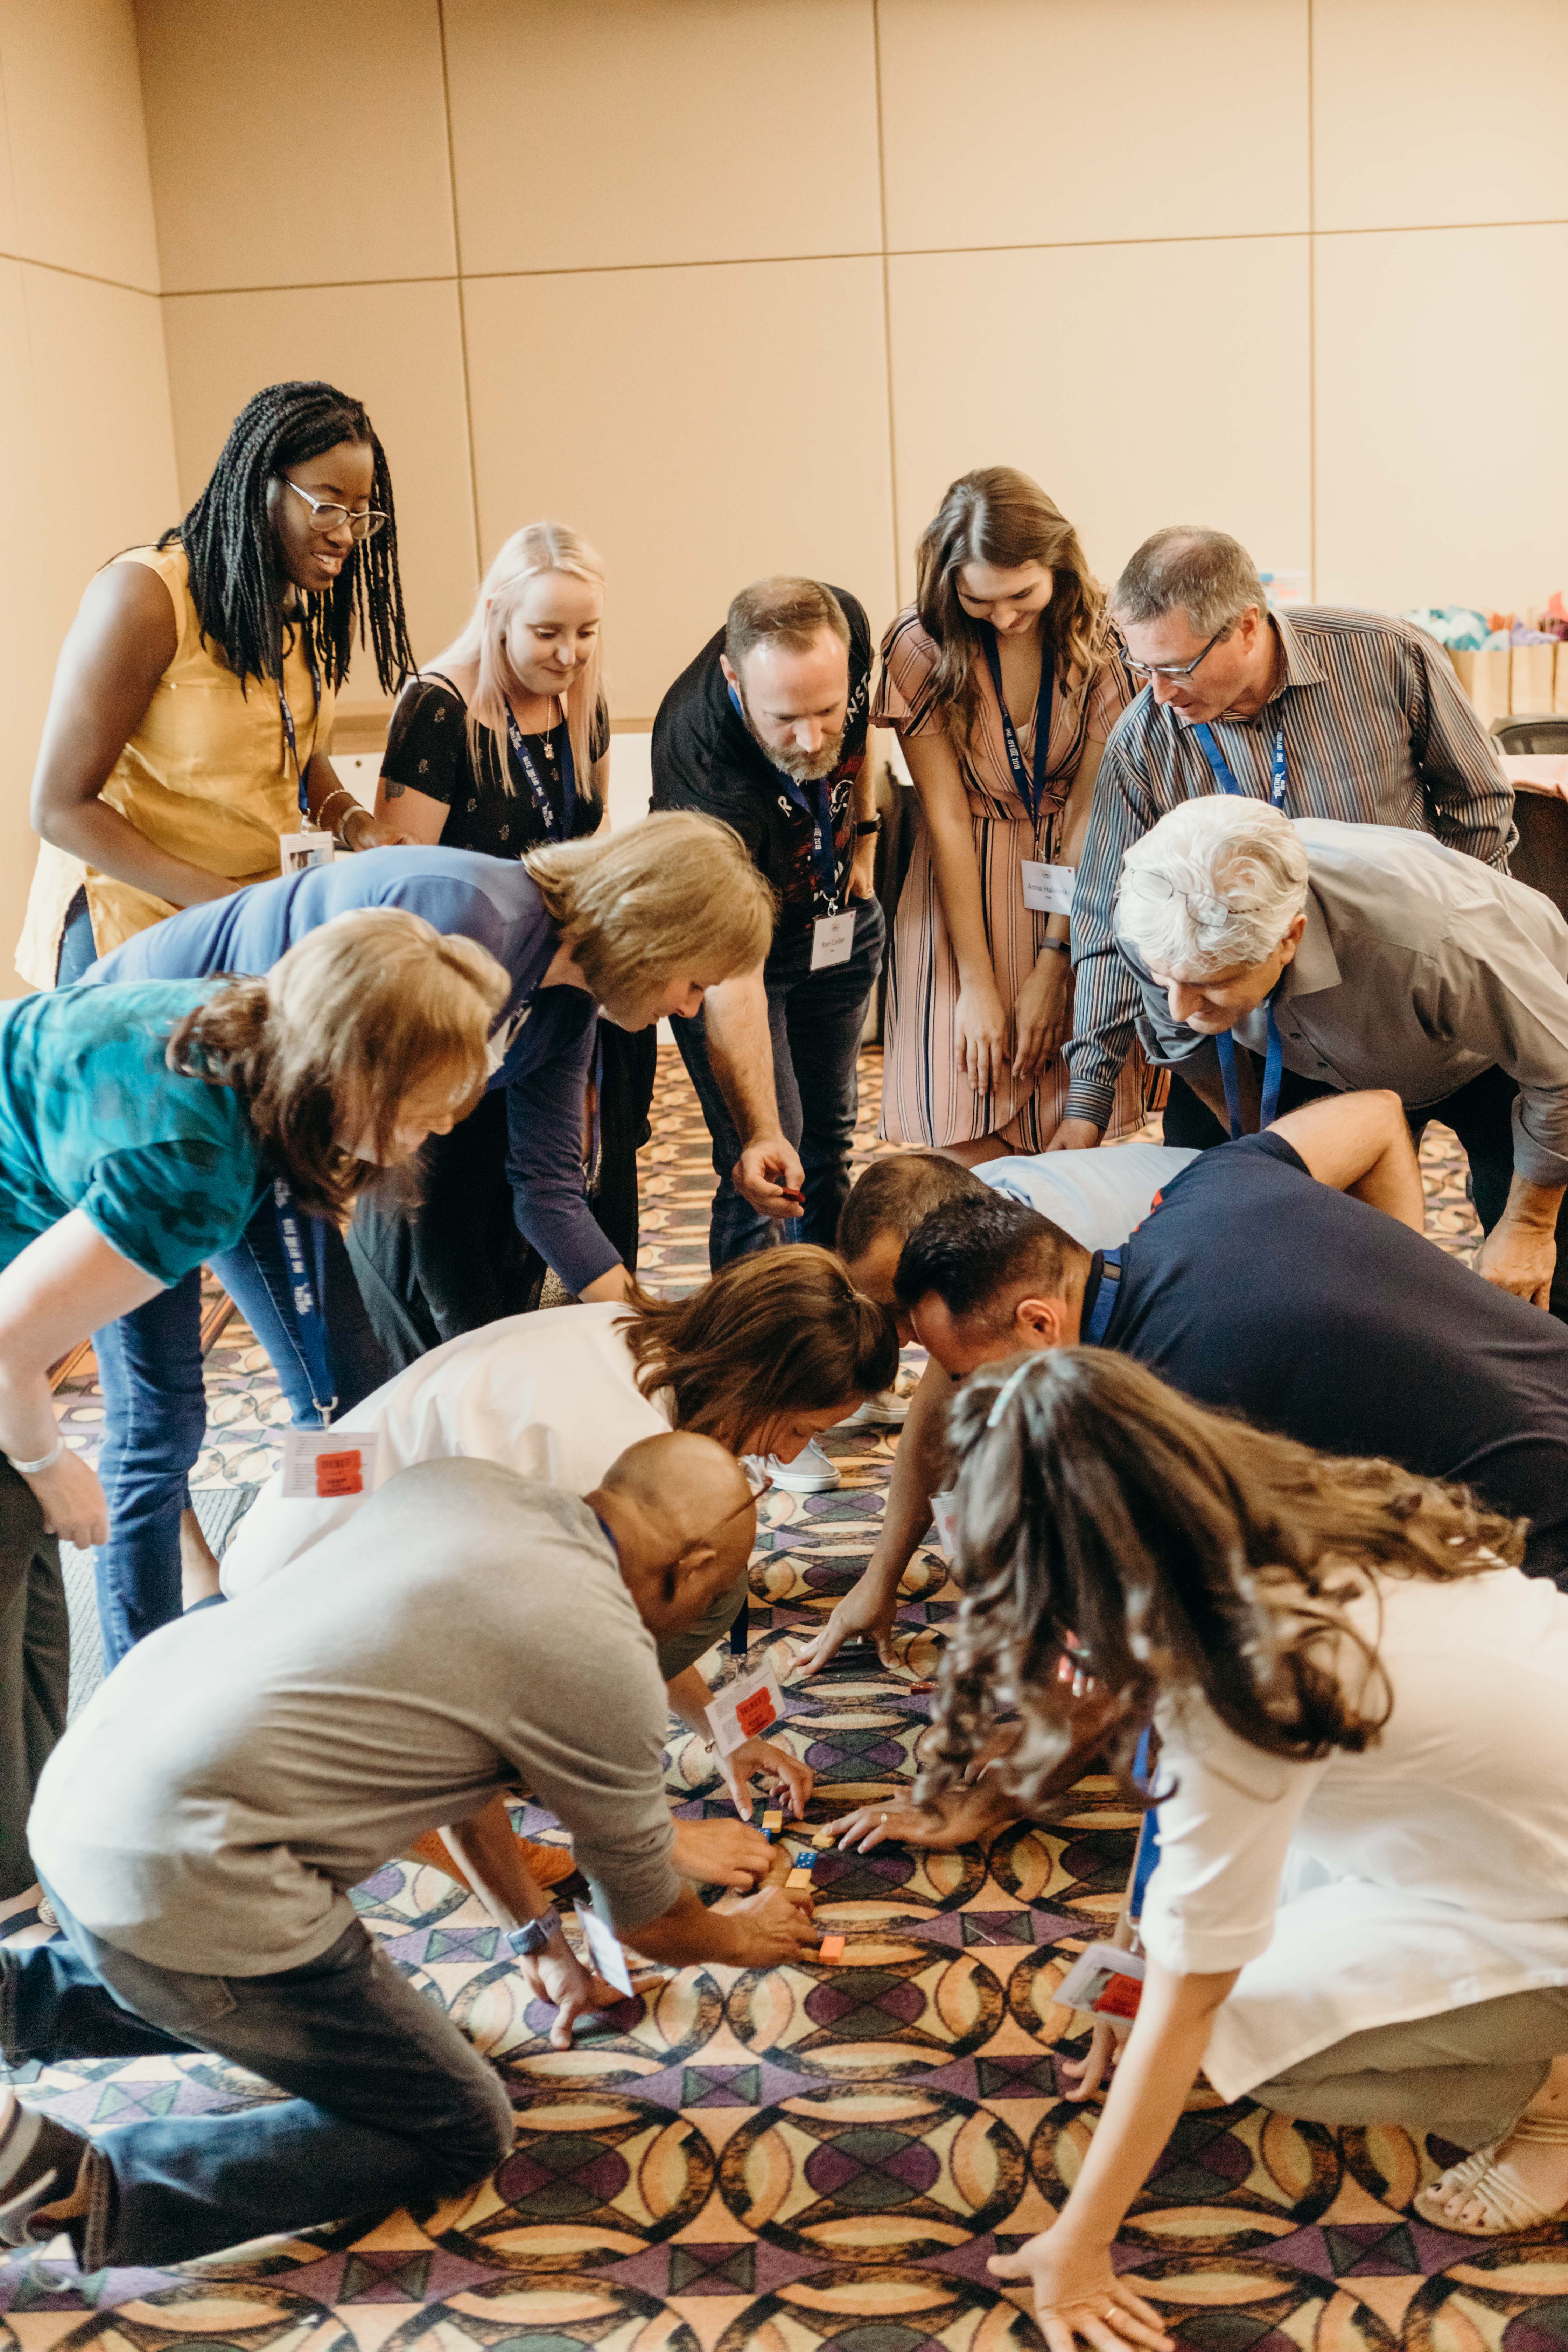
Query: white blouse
xmin=1141 ymin=1563 xmax=1568 ymax=2100
xmin=221 ymin=1302 xmax=669 ymax=1600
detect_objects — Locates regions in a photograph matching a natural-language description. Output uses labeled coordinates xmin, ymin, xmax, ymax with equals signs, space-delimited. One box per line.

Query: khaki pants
xmin=1251 ymin=1985 xmax=1568 ymax=2151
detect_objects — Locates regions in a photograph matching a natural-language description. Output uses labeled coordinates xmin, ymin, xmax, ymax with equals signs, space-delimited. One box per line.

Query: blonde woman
xmin=94 ymin=817 xmax=776 ymax=1374
xmin=875 ymin=467 xmax=1146 ymax=1160
xmin=0 ymin=910 xmax=507 ymax=1888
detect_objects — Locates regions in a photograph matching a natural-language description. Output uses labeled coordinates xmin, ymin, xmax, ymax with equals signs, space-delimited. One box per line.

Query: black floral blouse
xmin=381 ymin=672 xmax=609 ymax=856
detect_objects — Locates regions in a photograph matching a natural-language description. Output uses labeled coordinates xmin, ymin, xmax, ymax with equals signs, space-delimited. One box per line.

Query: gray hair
xmin=1112 ymin=526 xmax=1268 ymax=638
xmin=1115 ymin=799 xmax=1309 ymax=979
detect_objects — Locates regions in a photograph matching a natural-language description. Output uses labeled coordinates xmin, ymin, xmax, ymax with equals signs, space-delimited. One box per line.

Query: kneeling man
xmin=0 ymin=1435 xmax=816 ymax=2271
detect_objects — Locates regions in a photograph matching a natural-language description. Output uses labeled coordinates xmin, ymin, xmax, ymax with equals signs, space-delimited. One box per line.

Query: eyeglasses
xmin=1121 ymin=624 xmax=1229 ymax=683
xmin=281 ymin=479 xmax=388 ymax=540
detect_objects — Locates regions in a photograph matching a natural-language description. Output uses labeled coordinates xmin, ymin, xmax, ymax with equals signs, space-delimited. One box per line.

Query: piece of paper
xmin=280 ymin=1428 xmax=378 ymax=1500
xmin=708 ymin=1653 xmax=786 ymax=1757
xmin=279 ymin=830 xmax=335 ymax=876
xmin=929 ymin=1489 xmax=960 ymax=1560
xmin=576 ymin=1902 xmax=635 ymax=1997
xmin=1056 ymin=1940 xmax=1147 ymax=2029
xmin=810 ymin=912 xmax=855 ymax=971
xmin=1021 ymin=860 xmax=1074 ymax=915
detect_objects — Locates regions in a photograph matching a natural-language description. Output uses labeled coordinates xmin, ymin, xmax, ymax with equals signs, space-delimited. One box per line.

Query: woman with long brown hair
xmin=874 ymin=467 xmax=1146 ymax=1160
xmin=928 ymin=1349 xmax=1568 ymax=2338
xmin=0 ymin=911 xmax=507 ymax=1896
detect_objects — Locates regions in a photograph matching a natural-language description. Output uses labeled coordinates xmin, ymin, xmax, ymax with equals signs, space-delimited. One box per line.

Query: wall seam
xmin=1306 ymin=0 xmax=1317 ymax=601
xmin=0 ymin=247 xmax=159 ymax=297
xmin=435 ymin=0 xmax=484 ymax=598
xmin=871 ymin=0 xmax=901 ymax=606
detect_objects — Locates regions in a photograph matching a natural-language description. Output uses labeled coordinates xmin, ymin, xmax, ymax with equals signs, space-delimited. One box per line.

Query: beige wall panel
xmin=1313 ymin=0 xmax=1568 ymax=232
xmin=464 ymin=258 xmax=895 ymax=716
xmin=887 ymin=238 xmax=1311 ymax=606
xmin=160 ymin=280 xmax=478 ymax=690
xmin=878 ymin=0 xmax=1309 ymax=253
xmin=444 ymin=0 xmax=880 ymax=274
xmin=0 ymin=0 xmax=159 ymax=289
xmin=134 ymin=0 xmax=455 ymax=292
xmin=0 ymin=267 xmax=176 ymax=994
xmin=1314 ymin=225 xmax=1568 ymax=616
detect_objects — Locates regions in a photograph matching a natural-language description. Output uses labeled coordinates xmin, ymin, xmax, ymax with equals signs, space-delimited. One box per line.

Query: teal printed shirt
xmin=0 ymin=980 xmax=272 ymax=1287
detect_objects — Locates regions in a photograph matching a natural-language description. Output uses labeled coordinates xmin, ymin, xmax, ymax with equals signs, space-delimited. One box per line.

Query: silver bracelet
xmin=4 ymin=1439 xmax=63 ymax=1476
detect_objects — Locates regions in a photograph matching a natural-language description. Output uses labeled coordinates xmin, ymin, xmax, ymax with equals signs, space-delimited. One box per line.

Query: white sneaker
xmin=836 ymin=1391 xmax=909 ymax=1429
xmin=764 ymin=1439 xmax=841 ymax=1494
xmin=35 ymin=1896 xmax=58 ymax=1930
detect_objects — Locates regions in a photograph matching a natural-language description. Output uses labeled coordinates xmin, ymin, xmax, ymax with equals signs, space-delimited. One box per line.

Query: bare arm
xmin=631 ymin=1878 xmax=820 ymax=1970
xmin=700 ymin=966 xmax=805 ymax=1214
xmin=1271 ymin=1088 xmax=1426 ymax=1231
xmin=903 ymin=728 xmax=1008 ymax=1096
xmin=0 ymin=1212 xmax=163 ymax=1547
xmin=792 ymin=1356 xmax=953 ymax=1674
xmin=30 ymin=564 xmax=257 ymax=907
xmin=846 ymin=754 xmax=878 ymax=902
xmin=1014 ymin=737 xmax=1108 ymax=1087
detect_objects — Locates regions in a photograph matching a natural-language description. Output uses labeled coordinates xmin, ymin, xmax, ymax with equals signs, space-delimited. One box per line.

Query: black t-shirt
xmin=1104 ymin=1131 xmax=1568 ymax=1582
xmin=382 ymin=674 xmax=609 ymax=860
xmin=649 ymin=590 xmax=872 ymax=934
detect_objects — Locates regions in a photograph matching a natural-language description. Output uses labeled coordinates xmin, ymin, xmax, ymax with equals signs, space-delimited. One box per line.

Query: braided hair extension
xmin=158 ymin=380 xmax=414 ymax=697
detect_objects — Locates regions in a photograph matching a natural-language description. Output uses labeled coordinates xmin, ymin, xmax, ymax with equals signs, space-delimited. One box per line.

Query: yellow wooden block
xmin=786 ymin=1868 xmax=814 ymax=1890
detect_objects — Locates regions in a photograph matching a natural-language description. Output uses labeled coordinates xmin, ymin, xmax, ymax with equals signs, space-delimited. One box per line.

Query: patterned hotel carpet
xmin=7 ymin=1053 xmax=1566 ymax=2352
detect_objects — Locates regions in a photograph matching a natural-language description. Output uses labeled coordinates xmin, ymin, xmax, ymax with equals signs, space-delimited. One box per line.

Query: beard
xmin=739 ymin=690 xmax=846 ymax=783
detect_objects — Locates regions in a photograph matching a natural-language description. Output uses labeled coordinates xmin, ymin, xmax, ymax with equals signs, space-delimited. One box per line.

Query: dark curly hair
xmin=918 ymin=1348 xmax=1523 ymax=1818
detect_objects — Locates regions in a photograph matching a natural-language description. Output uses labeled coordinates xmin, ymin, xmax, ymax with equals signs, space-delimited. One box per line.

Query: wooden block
xmin=811 ymin=1830 xmax=833 ymax=1850
xmin=786 ymin=1868 xmax=814 ymax=1891
xmin=819 ymin=1935 xmax=845 ymax=1961
xmin=762 ymin=1811 xmax=783 ymax=1834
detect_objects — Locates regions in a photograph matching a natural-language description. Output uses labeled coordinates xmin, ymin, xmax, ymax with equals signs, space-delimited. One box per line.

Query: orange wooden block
xmin=819 ymin=1935 xmax=845 ymax=1961
xmin=786 ymin=1868 xmax=814 ymax=1891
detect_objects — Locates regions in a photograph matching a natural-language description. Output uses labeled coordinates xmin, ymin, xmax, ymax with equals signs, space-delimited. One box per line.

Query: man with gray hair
xmin=1054 ymin=524 xmax=1514 ymax=1154
xmin=1114 ymin=798 xmax=1568 ymax=1314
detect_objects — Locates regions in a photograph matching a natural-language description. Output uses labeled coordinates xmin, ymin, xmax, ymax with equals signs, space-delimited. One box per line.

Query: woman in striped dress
xmin=874 ymin=467 xmax=1147 ymax=1158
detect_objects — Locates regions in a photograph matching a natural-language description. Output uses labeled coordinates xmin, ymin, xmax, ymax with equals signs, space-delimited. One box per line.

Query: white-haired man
xmin=1112 ymin=797 xmax=1568 ymax=1314
xmin=1055 ymin=525 xmax=1514 ymax=1154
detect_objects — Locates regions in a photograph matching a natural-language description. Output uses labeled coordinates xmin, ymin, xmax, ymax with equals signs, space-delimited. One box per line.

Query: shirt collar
xmin=1279 ymin=883 xmax=1340 ymax=1000
xmin=1271 ymin=609 xmax=1326 ymax=695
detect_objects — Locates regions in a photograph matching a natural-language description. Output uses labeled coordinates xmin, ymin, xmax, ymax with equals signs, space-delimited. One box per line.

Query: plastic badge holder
xmin=1056 ymin=1942 xmax=1147 ymax=2035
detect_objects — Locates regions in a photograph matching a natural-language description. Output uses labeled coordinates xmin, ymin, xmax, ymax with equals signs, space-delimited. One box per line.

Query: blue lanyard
xmin=272 ymin=1178 xmax=337 ymax=1420
xmin=1191 ymin=718 xmax=1287 ymax=810
xmin=1128 ymin=1724 xmax=1161 ymax=1924
xmin=1214 ymin=994 xmax=1284 ymax=1141
xmin=278 ymin=638 xmax=325 ymax=817
xmin=1083 ymin=1246 xmax=1123 ymax=1344
xmin=505 ymin=702 xmax=576 ymax=844
xmin=727 ymin=681 xmax=840 ymax=911
xmin=981 ymin=624 xmax=1053 ymax=831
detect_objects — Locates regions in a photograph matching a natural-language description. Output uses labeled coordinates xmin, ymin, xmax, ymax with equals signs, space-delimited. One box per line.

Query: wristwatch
xmin=854 ymin=816 xmax=882 ymax=839
xmin=505 ymin=1906 xmax=562 ymax=1958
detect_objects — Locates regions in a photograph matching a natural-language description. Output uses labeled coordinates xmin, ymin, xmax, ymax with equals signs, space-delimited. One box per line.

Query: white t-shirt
xmin=222 ymin=1301 xmax=668 ymax=1599
xmin=978 ymin=1142 xmax=1197 ymax=1247
xmin=1142 ymin=1563 xmax=1568 ymax=2098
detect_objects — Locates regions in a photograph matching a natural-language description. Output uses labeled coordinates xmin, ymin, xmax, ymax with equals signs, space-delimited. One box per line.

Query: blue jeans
xmin=91 ymin=1199 xmax=390 ymax=1668
xmin=1 ymin=1889 xmax=513 ymax=2270
xmin=673 ymin=896 xmax=884 ymax=1268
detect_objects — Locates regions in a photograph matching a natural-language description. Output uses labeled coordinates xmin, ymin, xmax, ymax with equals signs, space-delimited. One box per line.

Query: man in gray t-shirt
xmin=2 ymin=1438 xmax=817 ymax=2274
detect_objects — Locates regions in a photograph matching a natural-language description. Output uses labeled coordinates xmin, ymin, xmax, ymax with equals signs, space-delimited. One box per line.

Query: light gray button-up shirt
xmin=1118 ymin=818 xmax=1568 ymax=1187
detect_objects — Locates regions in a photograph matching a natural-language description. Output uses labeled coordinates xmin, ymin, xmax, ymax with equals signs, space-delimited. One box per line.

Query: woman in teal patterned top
xmin=0 ymin=909 xmax=507 ymax=1900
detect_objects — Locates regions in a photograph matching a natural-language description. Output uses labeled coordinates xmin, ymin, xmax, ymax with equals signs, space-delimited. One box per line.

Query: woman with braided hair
xmin=18 ymin=379 xmax=417 ymax=990
xmin=930 ymin=1349 xmax=1568 ymax=2338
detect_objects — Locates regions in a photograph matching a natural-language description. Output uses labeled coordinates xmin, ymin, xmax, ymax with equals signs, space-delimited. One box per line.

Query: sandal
xmin=1414 ymin=2112 xmax=1568 ymax=2237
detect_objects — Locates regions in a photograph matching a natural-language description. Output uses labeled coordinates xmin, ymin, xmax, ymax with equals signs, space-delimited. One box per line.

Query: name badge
xmin=1055 ymin=1939 xmax=1146 ymax=2031
xmin=576 ymin=1901 xmax=635 ymax=1997
xmin=929 ymin=1488 xmax=960 ymax=1561
xmin=708 ymin=1652 xmax=787 ymax=1757
xmin=810 ymin=912 xmax=855 ymax=971
xmin=281 ymin=1428 xmax=378 ymax=1500
xmin=1022 ymin=861 xmax=1074 ymax=915
xmin=280 ymin=830 xmax=335 ymax=876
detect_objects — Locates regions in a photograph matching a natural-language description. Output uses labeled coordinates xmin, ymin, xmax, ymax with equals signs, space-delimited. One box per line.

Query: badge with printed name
xmin=279 ymin=831 xmax=335 ymax=876
xmin=810 ymin=912 xmax=855 ymax=971
xmin=1021 ymin=860 xmax=1074 ymax=915
xmin=576 ymin=1901 xmax=636 ymax=1997
xmin=708 ymin=1653 xmax=787 ymax=1756
xmin=1056 ymin=1940 xmax=1146 ymax=2031
xmin=281 ymin=1428 xmax=378 ymax=1500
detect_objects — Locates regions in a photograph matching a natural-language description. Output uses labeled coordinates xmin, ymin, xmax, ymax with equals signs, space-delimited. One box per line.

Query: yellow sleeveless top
xmin=16 ymin=542 xmax=335 ymax=986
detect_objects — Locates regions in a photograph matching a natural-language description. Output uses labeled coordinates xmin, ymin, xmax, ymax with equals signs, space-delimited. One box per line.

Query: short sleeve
xmin=80 ymin=1138 xmax=265 ymax=1287
xmin=873 ymin=610 xmax=946 ymax=739
xmin=382 ymin=678 xmax=468 ymax=809
xmin=1139 ymin=1699 xmax=1327 ymax=1976
xmin=1084 ymin=651 xmax=1136 ymax=749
